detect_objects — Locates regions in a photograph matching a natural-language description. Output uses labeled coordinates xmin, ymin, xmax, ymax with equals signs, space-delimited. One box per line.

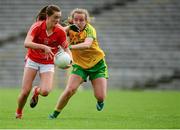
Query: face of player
xmin=73 ymin=13 xmax=87 ymax=31
xmin=47 ymin=11 xmax=61 ymax=27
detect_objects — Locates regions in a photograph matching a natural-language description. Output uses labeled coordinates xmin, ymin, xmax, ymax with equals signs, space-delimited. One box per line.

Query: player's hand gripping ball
xmin=54 ymin=51 xmax=72 ymax=69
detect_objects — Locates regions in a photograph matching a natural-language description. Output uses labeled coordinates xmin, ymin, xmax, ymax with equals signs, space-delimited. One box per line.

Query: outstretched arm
xmin=70 ymin=37 xmax=93 ymax=50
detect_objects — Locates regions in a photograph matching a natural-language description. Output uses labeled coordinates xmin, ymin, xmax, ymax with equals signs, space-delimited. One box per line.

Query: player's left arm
xmin=64 ymin=46 xmax=73 ymax=61
xmin=58 ymin=36 xmax=73 ymax=62
xmin=61 ymin=46 xmax=73 ymax=69
xmin=69 ymin=37 xmax=93 ymax=50
xmin=57 ymin=28 xmax=73 ymax=59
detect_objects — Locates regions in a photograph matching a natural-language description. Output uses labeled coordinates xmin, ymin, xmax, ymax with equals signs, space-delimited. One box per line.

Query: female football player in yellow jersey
xmin=49 ymin=8 xmax=108 ymax=119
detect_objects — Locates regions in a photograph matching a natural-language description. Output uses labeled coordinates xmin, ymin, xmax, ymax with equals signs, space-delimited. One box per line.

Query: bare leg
xmin=38 ymin=71 xmax=54 ymax=96
xmin=55 ymin=74 xmax=83 ymax=111
xmin=29 ymin=71 xmax=54 ymax=108
xmin=49 ymin=74 xmax=83 ymax=119
xmin=91 ymin=77 xmax=107 ymax=111
xmin=16 ymin=67 xmax=37 ymax=117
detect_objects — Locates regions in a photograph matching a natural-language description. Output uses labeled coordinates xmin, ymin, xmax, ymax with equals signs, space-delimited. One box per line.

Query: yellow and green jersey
xmin=68 ymin=23 xmax=105 ymax=69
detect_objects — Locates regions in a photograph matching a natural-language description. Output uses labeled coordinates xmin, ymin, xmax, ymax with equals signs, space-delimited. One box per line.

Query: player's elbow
xmin=24 ymin=42 xmax=30 ymax=48
xmin=86 ymin=44 xmax=91 ymax=49
xmin=84 ymin=39 xmax=93 ymax=49
xmin=85 ymin=43 xmax=92 ymax=48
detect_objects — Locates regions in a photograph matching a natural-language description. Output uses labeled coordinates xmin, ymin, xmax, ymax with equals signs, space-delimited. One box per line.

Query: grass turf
xmin=0 ymin=88 xmax=180 ymax=129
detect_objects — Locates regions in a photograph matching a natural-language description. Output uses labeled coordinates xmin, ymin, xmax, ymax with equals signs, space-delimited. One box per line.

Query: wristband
xmin=69 ymin=45 xmax=72 ymax=50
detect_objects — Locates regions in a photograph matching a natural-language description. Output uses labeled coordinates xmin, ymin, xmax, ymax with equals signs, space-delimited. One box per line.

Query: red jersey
xmin=26 ymin=20 xmax=68 ymax=64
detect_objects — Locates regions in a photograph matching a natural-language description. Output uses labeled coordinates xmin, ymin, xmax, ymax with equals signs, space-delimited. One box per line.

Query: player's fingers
xmin=45 ymin=54 xmax=48 ymax=60
xmin=63 ymin=64 xmax=72 ymax=69
xmin=49 ymin=53 xmax=53 ymax=60
xmin=51 ymin=47 xmax=56 ymax=50
xmin=50 ymin=51 xmax=54 ymax=56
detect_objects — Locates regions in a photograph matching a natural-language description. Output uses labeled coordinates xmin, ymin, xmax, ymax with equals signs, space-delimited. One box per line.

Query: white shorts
xmin=25 ymin=58 xmax=54 ymax=73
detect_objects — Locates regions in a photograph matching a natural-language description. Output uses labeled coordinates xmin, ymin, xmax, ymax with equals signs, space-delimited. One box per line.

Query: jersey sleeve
xmin=86 ymin=25 xmax=96 ymax=40
xmin=27 ymin=22 xmax=41 ymax=38
xmin=58 ymin=29 xmax=69 ymax=49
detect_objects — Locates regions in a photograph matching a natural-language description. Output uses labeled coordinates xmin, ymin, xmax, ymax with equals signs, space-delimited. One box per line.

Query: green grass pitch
xmin=0 ymin=88 xmax=180 ymax=129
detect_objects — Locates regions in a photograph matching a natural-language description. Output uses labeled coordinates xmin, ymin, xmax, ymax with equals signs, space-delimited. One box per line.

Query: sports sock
xmin=52 ymin=110 xmax=61 ymax=118
xmin=98 ymin=101 xmax=104 ymax=105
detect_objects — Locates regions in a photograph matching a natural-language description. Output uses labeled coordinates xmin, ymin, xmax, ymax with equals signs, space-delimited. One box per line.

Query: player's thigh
xmin=39 ymin=71 xmax=54 ymax=90
xmin=22 ymin=67 xmax=38 ymax=92
xmin=39 ymin=63 xmax=55 ymax=89
xmin=91 ymin=77 xmax=107 ymax=98
xmin=66 ymin=74 xmax=84 ymax=91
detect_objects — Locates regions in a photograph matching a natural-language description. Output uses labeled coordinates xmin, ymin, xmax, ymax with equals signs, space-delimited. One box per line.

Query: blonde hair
xmin=70 ymin=8 xmax=90 ymax=23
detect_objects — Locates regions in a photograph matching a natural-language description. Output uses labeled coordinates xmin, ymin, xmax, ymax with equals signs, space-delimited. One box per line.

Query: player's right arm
xmin=24 ymin=22 xmax=54 ymax=59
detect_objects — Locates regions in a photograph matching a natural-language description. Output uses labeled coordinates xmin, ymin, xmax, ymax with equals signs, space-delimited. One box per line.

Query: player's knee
xmin=40 ymin=89 xmax=50 ymax=96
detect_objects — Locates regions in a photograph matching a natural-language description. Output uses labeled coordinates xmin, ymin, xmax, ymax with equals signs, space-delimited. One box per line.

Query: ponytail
xmin=36 ymin=6 xmax=48 ymax=21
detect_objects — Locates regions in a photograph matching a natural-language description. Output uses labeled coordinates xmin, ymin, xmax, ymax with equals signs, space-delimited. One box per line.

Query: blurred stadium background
xmin=0 ymin=0 xmax=180 ymax=90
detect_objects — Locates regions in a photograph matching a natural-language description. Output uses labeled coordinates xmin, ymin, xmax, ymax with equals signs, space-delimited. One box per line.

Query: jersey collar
xmin=41 ymin=20 xmax=59 ymax=33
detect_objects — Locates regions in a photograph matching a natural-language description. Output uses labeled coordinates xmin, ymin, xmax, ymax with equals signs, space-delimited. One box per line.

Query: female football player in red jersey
xmin=15 ymin=5 xmax=72 ymax=119
xmin=49 ymin=8 xmax=108 ymax=119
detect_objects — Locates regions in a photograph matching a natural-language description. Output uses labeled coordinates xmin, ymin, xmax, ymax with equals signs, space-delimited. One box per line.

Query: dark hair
xmin=36 ymin=5 xmax=61 ymax=21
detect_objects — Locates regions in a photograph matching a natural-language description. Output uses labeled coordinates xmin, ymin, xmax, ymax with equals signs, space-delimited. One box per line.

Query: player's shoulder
xmin=32 ymin=21 xmax=44 ymax=27
xmin=55 ymin=24 xmax=66 ymax=34
xmin=56 ymin=24 xmax=66 ymax=31
xmin=86 ymin=23 xmax=95 ymax=29
xmin=28 ymin=20 xmax=44 ymax=34
xmin=85 ymin=23 xmax=96 ymax=34
xmin=30 ymin=20 xmax=44 ymax=30
xmin=85 ymin=23 xmax=96 ymax=31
